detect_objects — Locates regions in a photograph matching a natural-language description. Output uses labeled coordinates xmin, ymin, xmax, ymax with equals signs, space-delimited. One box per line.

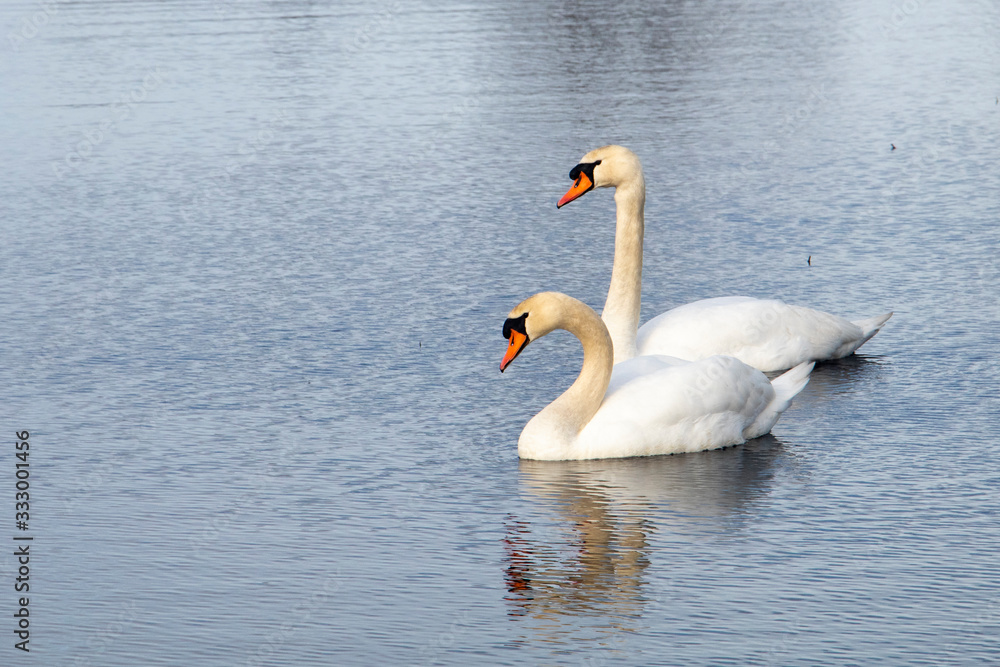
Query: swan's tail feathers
xmin=745 ymin=362 xmax=814 ymax=439
xmin=771 ymin=361 xmax=814 ymax=410
xmin=852 ymin=312 xmax=893 ymax=347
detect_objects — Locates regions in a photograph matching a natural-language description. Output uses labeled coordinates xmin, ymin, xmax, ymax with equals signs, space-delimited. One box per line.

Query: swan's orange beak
xmin=557 ymin=172 xmax=594 ymax=208
xmin=500 ymin=330 xmax=529 ymax=373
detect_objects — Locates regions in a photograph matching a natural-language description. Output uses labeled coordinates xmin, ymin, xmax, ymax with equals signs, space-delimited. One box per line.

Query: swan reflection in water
xmin=503 ymin=436 xmax=787 ymax=638
xmin=501 ymin=355 xmax=886 ymax=647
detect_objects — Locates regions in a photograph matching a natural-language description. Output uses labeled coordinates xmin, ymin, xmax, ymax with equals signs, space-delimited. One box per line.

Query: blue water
xmin=2 ymin=1 xmax=999 ymax=665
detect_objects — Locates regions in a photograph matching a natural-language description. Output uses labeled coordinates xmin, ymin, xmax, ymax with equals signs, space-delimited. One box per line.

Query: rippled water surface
xmin=2 ymin=1 xmax=999 ymax=665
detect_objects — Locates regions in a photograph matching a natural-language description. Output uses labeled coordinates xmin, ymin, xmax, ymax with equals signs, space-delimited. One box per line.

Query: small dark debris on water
xmin=807 ymin=255 xmax=812 ymax=266
xmin=891 ymin=144 xmax=896 ymax=150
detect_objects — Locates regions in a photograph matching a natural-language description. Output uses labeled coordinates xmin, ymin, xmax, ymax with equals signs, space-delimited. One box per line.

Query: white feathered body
xmin=518 ymin=353 xmax=812 ymax=461
xmin=635 ymin=296 xmax=892 ymax=373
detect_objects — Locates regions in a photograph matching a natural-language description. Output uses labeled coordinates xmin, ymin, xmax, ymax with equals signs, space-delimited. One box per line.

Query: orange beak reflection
xmin=557 ymin=172 xmax=594 ymax=208
xmin=500 ymin=330 xmax=529 ymax=372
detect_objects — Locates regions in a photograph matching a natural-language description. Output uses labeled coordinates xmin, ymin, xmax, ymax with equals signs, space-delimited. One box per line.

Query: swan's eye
xmin=502 ymin=313 xmax=529 ymax=339
xmin=568 ymin=160 xmax=601 ymax=182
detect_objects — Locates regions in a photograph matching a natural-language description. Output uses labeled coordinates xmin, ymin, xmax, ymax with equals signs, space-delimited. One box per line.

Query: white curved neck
xmin=601 ymin=178 xmax=645 ymax=364
xmin=519 ymin=303 xmax=614 ymax=458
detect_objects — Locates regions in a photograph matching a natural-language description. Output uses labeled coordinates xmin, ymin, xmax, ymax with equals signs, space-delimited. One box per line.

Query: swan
xmin=556 ymin=145 xmax=892 ymax=371
xmin=500 ymin=291 xmax=813 ymax=460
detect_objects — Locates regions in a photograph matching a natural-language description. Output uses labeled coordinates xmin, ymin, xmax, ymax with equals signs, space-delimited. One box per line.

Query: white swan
xmin=500 ymin=292 xmax=813 ymax=460
xmin=557 ymin=145 xmax=893 ymax=371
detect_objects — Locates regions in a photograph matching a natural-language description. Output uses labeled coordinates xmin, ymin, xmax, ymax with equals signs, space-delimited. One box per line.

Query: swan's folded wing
xmin=604 ymin=354 xmax=688 ymax=398
xmin=582 ymin=356 xmax=775 ymax=457
xmin=636 ymin=297 xmax=864 ymax=371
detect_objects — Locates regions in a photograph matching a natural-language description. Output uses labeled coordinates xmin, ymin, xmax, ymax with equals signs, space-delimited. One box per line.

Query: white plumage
xmin=500 ymin=292 xmax=812 ymax=461
xmin=637 ymin=296 xmax=892 ymax=373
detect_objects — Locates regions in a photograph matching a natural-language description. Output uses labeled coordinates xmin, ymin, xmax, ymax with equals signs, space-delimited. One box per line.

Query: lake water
xmin=2 ymin=0 xmax=999 ymax=665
